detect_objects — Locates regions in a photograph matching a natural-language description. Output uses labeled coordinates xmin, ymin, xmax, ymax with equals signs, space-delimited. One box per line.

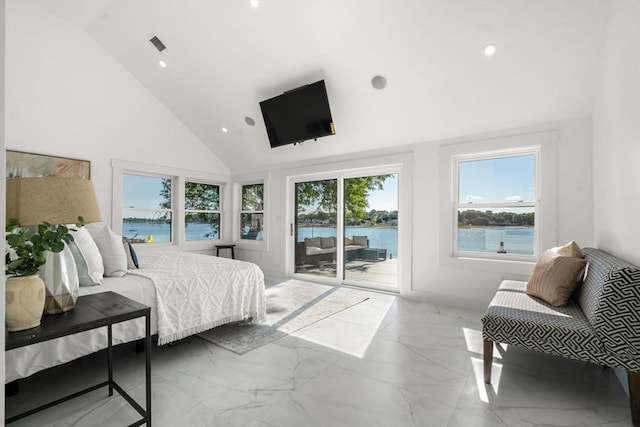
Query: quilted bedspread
xmin=130 ymin=251 xmax=266 ymax=345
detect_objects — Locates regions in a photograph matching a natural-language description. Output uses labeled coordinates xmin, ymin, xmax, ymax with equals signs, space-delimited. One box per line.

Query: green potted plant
xmin=5 ymin=218 xmax=82 ymax=331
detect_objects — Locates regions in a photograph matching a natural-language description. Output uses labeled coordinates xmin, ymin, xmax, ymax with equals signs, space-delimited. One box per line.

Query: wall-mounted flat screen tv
xmin=259 ymin=80 xmax=335 ymax=148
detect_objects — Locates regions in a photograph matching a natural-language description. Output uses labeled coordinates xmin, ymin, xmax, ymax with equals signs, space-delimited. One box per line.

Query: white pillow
xmin=550 ymin=240 xmax=583 ymax=258
xmin=86 ymin=223 xmax=128 ymax=277
xmin=68 ymin=226 xmax=104 ymax=286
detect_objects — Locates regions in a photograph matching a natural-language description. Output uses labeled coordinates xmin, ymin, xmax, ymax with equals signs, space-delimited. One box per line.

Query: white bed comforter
xmin=5 ymin=251 xmax=266 ymax=383
xmin=129 ymin=251 xmax=266 ymax=345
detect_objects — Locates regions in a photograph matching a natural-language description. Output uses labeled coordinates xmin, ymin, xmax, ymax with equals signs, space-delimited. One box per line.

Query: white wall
xmin=5 ymin=2 xmax=229 ymax=226
xmin=235 ymin=118 xmax=593 ymax=310
xmin=412 ymin=119 xmax=593 ymax=309
xmin=593 ymin=0 xmax=640 ymax=267
xmin=5 ymin=1 xmax=601 ymax=314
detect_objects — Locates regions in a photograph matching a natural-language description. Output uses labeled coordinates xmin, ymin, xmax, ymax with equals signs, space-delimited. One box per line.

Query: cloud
xmin=465 ymin=195 xmax=483 ymax=202
xmin=504 ymin=195 xmax=522 ymax=202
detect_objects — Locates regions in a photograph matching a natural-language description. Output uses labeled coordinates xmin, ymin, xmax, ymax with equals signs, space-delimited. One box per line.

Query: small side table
xmin=5 ymin=292 xmax=151 ymax=426
xmin=215 ymin=244 xmax=236 ymax=259
xmin=361 ymin=248 xmax=387 ymax=262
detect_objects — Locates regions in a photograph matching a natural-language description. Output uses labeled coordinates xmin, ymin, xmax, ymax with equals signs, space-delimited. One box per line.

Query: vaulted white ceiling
xmin=31 ymin=0 xmax=611 ymax=171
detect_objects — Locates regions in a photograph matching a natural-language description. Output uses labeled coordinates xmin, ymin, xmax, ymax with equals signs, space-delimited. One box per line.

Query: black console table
xmin=5 ymin=291 xmax=152 ymax=426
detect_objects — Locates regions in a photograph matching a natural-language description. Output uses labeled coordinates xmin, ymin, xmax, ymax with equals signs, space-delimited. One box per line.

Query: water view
xmin=123 ymin=221 xmax=217 ymax=243
xmin=124 ymin=222 xmax=534 ymax=256
xmin=457 ymin=226 xmax=534 ymax=255
xmin=298 ymin=226 xmax=399 ymax=259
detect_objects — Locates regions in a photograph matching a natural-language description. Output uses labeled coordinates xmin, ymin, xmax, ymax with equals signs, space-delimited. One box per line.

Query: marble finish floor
xmin=5 ymin=284 xmax=633 ymax=426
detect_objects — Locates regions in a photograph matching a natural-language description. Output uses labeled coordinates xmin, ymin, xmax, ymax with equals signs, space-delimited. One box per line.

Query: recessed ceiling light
xmin=222 ymin=127 xmax=228 ymax=133
xmin=484 ymin=44 xmax=497 ymax=56
xmin=371 ymin=75 xmax=387 ymax=90
xmin=250 ymin=0 xmax=259 ymax=8
xmin=244 ymin=117 xmax=256 ymax=126
xmin=158 ymin=60 xmax=167 ymax=68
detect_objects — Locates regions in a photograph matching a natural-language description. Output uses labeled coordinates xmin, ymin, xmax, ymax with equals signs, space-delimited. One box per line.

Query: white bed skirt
xmin=6 ymin=251 xmax=266 ymax=384
xmin=5 ymin=275 xmax=157 ymax=383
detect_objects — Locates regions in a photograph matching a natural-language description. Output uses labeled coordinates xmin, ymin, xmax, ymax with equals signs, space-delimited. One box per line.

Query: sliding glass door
xmin=343 ymin=174 xmax=398 ymax=288
xmin=292 ymin=172 xmax=399 ymax=290
xmin=294 ymin=179 xmax=338 ymax=279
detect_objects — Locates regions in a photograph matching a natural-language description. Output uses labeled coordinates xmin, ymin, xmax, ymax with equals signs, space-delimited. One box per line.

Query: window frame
xmin=112 ymin=159 xmax=230 ymax=251
xmin=121 ymin=172 xmax=175 ymax=244
xmin=232 ymin=172 xmax=269 ymax=251
xmin=239 ymin=182 xmax=264 ymax=242
xmin=439 ymin=129 xmax=558 ymax=273
xmin=184 ymin=180 xmax=222 ymax=243
xmin=452 ymin=149 xmax=540 ymax=261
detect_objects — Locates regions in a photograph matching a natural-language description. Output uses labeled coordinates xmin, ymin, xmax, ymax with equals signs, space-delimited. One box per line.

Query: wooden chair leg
xmin=628 ymin=371 xmax=640 ymax=427
xmin=484 ymin=339 xmax=494 ymax=384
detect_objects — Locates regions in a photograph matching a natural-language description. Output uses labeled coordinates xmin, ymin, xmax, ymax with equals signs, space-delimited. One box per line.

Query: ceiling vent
xmin=149 ymin=35 xmax=167 ymax=52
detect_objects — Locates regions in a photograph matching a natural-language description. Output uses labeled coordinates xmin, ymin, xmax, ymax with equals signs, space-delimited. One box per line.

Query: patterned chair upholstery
xmin=482 ymin=248 xmax=640 ymax=423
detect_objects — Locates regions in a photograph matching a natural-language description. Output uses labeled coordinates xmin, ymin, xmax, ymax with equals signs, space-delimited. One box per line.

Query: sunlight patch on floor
xmin=471 ymin=356 xmax=503 ymax=403
xmin=463 ymin=327 xmax=503 ymax=402
xmin=291 ymin=292 xmax=395 ymax=358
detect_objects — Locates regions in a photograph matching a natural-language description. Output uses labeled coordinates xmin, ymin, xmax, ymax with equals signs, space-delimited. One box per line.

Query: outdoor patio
xmin=295 ymin=258 xmax=398 ymax=288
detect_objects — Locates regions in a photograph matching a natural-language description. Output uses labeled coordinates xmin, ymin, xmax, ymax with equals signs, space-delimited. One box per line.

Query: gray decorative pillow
xmin=68 ymin=226 xmax=104 ymax=286
xmin=123 ymin=242 xmax=139 ymax=269
xmin=305 ymin=237 xmax=322 ymax=248
xmin=320 ymin=237 xmax=335 ymax=249
xmin=526 ymin=250 xmax=588 ymax=306
xmin=353 ymin=235 xmax=368 ymax=247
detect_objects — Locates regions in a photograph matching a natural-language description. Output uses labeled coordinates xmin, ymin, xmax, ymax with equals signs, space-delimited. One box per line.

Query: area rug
xmin=197 ymin=279 xmax=369 ymax=354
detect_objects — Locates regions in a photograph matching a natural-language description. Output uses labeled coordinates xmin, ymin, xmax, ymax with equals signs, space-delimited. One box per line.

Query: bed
xmin=5 ymin=250 xmax=266 ymax=383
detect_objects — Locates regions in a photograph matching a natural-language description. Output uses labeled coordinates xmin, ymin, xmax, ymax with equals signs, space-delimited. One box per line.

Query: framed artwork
xmin=6 ymin=150 xmax=91 ymax=179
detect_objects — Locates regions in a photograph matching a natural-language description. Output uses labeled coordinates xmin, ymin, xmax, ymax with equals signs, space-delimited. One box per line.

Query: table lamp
xmin=6 ymin=177 xmax=101 ymax=314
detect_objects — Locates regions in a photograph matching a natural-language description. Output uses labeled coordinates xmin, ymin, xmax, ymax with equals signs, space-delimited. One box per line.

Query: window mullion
xmin=176 ymin=176 xmax=185 ymax=246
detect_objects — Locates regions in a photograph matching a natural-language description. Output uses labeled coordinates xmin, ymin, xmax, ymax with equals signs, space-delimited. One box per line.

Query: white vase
xmin=39 ymin=244 xmax=79 ymax=314
xmin=6 ymin=274 xmax=46 ymax=331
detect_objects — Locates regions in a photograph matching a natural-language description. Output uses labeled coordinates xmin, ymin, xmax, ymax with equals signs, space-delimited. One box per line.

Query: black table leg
xmin=108 ymin=324 xmax=113 ymax=397
xmin=146 ymin=313 xmax=152 ymax=426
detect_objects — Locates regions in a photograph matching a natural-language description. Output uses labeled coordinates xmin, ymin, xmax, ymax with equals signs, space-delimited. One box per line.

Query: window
xmin=185 ymin=181 xmax=221 ymax=241
xmin=114 ymin=160 xmax=229 ymax=247
xmin=455 ymin=152 xmax=537 ymax=258
xmin=122 ymin=174 xmax=173 ymax=243
xmin=240 ymin=183 xmax=264 ymax=241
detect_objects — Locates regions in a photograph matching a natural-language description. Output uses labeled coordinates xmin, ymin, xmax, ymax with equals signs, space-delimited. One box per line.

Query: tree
xmin=296 ymin=175 xmax=393 ymax=223
xmin=242 ymin=184 xmax=263 ymax=211
xmin=160 ymin=179 xmax=221 ymax=239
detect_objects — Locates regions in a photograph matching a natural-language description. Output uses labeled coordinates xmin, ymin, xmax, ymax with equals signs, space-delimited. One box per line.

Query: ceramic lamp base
xmin=6 ymin=275 xmax=46 ymax=332
xmin=40 ymin=246 xmax=79 ymax=314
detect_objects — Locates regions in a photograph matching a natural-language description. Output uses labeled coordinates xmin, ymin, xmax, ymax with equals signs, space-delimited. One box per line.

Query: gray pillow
xmin=305 ymin=237 xmax=322 ymax=248
xmin=68 ymin=227 xmax=104 ymax=286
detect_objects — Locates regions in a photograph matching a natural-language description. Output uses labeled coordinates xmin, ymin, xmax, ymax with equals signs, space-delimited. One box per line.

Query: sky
xmin=123 ymin=174 xmax=167 ymax=210
xmin=125 ymin=173 xmax=399 ymax=214
xmin=123 ymin=161 xmax=529 ymax=219
xmin=367 ymin=174 xmax=398 ymax=211
xmin=458 ymin=155 xmax=535 ymax=205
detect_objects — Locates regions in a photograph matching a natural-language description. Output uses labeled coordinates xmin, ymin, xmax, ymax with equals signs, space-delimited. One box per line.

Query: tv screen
xmin=259 ymin=80 xmax=335 ymax=148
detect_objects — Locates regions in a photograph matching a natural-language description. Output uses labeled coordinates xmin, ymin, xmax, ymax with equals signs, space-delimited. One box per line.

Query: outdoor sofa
xmin=296 ymin=235 xmax=369 ymax=265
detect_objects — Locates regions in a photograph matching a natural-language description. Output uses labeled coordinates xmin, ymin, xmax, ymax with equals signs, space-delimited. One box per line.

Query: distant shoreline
xmin=298 ymin=224 xmax=398 ymax=229
xmin=458 ymin=225 xmax=533 ymax=229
